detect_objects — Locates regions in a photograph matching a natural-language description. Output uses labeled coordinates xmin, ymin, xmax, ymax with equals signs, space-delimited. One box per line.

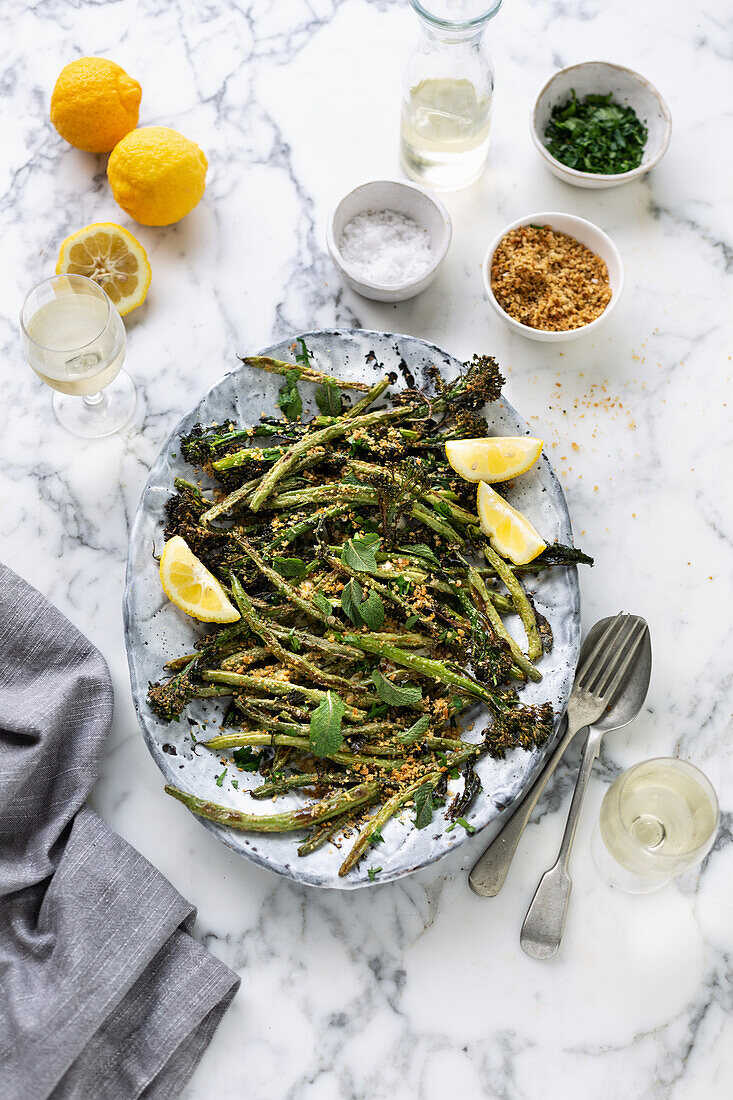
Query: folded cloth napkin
xmin=0 ymin=564 xmax=240 ymax=1099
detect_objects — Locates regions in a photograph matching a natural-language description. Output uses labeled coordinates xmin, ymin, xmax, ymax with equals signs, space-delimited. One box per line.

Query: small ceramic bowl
xmin=326 ymin=180 xmax=452 ymax=302
xmin=531 ymin=61 xmax=672 ymax=189
xmin=482 ymin=211 xmax=624 ymax=343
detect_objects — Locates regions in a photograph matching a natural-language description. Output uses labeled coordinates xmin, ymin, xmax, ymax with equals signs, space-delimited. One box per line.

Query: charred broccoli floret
xmin=147 ymin=662 xmax=201 ymax=722
xmin=485 ymin=701 xmax=554 ymax=756
xmin=514 ymin=543 xmax=595 ymax=572
xmin=180 ymin=423 xmax=252 ymax=466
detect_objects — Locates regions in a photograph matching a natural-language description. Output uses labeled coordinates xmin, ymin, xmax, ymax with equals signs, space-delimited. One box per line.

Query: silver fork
xmin=470 ymin=613 xmax=645 ymax=898
xmin=519 ymin=613 xmax=649 ymax=959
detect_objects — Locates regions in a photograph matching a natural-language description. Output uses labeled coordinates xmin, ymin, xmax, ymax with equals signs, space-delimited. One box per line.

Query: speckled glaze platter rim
xmin=123 ymin=329 xmax=581 ymax=889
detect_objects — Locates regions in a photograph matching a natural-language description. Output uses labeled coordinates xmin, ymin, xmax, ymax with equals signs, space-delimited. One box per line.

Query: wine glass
xmin=591 ymin=757 xmax=719 ymax=893
xmin=20 ymin=274 xmax=136 ymax=438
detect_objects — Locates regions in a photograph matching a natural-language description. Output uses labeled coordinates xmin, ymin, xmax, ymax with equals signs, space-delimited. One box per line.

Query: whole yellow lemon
xmin=50 ymin=57 xmax=141 ymax=153
xmin=108 ymin=127 xmax=208 ymax=227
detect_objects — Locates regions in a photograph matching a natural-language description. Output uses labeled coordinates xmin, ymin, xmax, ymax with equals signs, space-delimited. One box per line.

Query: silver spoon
xmin=520 ymin=615 xmax=651 ymax=959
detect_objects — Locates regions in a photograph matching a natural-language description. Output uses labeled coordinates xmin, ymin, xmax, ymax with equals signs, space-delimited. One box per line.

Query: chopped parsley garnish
xmin=232 ymin=747 xmax=264 ymax=772
xmin=446 ymin=816 xmax=476 ymax=835
xmin=543 ymin=90 xmax=647 ymax=175
xmin=277 ymin=369 xmax=303 ymax=420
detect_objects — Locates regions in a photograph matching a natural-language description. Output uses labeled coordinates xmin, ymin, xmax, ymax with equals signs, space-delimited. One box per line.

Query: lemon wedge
xmin=56 ymin=222 xmax=151 ymax=316
xmin=477 ymin=482 xmax=546 ymax=566
xmin=159 ymin=536 xmax=240 ymax=623
xmin=445 ymin=437 xmax=543 ymax=483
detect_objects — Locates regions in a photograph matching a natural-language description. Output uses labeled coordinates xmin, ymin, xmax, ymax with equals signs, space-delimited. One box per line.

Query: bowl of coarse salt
xmin=326 ymin=180 xmax=452 ymax=302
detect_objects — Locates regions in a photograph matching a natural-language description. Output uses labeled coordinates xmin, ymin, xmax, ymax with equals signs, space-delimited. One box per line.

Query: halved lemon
xmin=159 ymin=536 xmax=240 ymax=623
xmin=56 ymin=222 xmax=151 ymax=316
xmin=477 ymin=482 xmax=546 ymax=566
xmin=446 ymin=436 xmax=543 ymax=483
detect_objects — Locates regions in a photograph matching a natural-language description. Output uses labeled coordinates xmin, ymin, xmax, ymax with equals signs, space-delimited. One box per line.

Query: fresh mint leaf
xmin=367 ymin=703 xmax=388 ymax=719
xmin=367 ymin=866 xmax=382 ymax=882
xmin=309 ymin=691 xmax=346 ymax=757
xmin=397 ymin=714 xmax=431 ymax=744
xmin=342 ymin=534 xmax=382 ymax=573
xmin=340 ymin=576 xmax=384 ymax=629
xmin=399 ymin=543 xmax=441 ymax=568
xmin=313 ymin=593 xmax=334 ymax=616
xmin=357 ymin=590 xmax=385 ymax=630
xmin=231 ymin=779 xmax=238 ymax=790
xmin=272 ymin=556 xmax=307 ymax=580
xmin=455 ymin=816 xmax=476 ymax=835
xmin=277 ymin=369 xmax=303 ymax=421
xmin=315 ymin=382 xmax=342 ymax=417
xmin=404 ymin=614 xmax=419 ymax=630
xmin=215 ymin=767 xmax=227 ymax=787
xmin=371 ymin=670 xmax=423 ymax=708
xmin=370 ymin=826 xmax=384 ymax=844
xmin=414 ymin=783 xmax=441 ymax=829
xmin=340 ymin=577 xmax=364 ymax=626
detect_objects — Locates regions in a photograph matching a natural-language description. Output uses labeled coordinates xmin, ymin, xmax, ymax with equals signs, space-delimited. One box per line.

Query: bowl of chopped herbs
xmin=531 ymin=61 xmax=671 ymax=189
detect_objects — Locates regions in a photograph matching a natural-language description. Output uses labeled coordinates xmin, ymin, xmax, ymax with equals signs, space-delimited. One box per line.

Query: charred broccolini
xmin=153 ymin=347 xmax=592 ymax=877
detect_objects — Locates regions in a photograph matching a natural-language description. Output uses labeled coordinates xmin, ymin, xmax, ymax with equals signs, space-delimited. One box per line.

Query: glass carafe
xmin=400 ymin=0 xmax=502 ymax=191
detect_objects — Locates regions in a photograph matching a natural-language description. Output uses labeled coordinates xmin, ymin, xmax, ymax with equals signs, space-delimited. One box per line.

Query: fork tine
xmin=594 ymin=618 xmax=648 ymax=701
xmin=576 ymin=614 xmax=628 ymax=690
xmin=584 ymin=615 xmax=638 ymax=694
xmin=581 ymin=616 xmax=633 ymax=690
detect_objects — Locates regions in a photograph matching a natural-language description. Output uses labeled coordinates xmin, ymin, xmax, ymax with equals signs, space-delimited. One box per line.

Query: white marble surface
xmin=3 ymin=1 xmax=733 ymax=1096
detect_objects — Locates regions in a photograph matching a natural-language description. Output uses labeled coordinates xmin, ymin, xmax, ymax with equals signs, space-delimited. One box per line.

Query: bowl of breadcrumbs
xmin=482 ymin=211 xmax=623 ymax=341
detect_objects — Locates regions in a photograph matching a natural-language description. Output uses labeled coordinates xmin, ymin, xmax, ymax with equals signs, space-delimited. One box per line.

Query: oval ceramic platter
xmin=124 ymin=329 xmax=581 ymax=889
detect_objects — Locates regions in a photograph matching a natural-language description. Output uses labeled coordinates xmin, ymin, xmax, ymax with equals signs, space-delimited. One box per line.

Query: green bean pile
xmin=152 ymin=345 xmax=591 ymax=877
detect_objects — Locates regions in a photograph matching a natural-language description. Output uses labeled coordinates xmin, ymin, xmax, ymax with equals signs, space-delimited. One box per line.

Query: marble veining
xmin=1 ymin=0 xmax=732 ymax=1097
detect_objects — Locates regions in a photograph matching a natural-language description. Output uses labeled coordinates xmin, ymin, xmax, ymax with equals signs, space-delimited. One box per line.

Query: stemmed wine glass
xmin=591 ymin=757 xmax=719 ymax=893
xmin=20 ymin=273 xmax=136 ymax=438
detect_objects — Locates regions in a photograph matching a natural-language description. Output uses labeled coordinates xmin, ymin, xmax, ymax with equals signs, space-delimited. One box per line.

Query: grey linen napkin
xmin=0 ymin=563 xmax=240 ymax=1099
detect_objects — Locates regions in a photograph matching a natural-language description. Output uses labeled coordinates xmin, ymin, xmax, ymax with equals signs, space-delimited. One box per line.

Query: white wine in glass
xmin=20 ymin=274 xmax=136 ymax=438
xmin=592 ymin=758 xmax=719 ymax=893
